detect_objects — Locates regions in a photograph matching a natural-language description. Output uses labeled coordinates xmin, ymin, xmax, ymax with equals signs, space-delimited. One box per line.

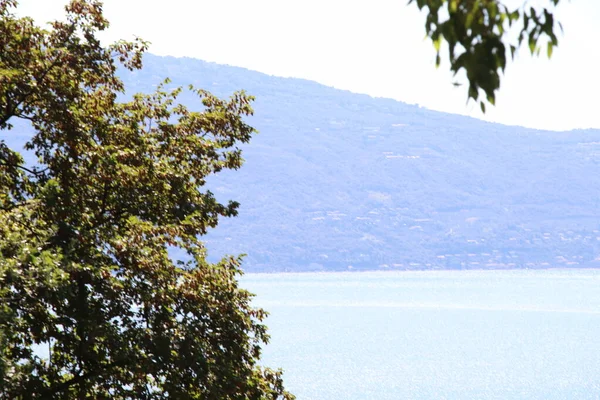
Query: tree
xmin=409 ymin=0 xmax=562 ymax=112
xmin=0 ymin=0 xmax=293 ymax=398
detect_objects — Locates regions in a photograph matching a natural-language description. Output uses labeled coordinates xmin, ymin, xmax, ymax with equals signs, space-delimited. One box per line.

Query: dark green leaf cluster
xmin=0 ymin=1 xmax=292 ymax=398
xmin=408 ymin=0 xmax=561 ymax=112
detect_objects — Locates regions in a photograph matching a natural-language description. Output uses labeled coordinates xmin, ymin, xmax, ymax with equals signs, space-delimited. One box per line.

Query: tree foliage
xmin=0 ymin=0 xmax=293 ymax=398
xmin=409 ymin=0 xmax=562 ymax=112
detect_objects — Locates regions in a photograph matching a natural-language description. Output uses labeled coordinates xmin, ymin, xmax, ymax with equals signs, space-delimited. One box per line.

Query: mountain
xmin=8 ymin=54 xmax=600 ymax=272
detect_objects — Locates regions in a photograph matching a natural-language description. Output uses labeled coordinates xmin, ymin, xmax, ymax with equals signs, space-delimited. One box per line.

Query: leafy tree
xmin=0 ymin=0 xmax=293 ymax=398
xmin=409 ymin=0 xmax=562 ymax=112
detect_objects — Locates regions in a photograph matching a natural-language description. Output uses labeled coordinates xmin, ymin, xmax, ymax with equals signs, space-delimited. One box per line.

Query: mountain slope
xmin=8 ymin=54 xmax=600 ymax=271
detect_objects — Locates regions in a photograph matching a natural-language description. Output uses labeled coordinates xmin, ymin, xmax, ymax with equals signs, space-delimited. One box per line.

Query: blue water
xmin=242 ymin=269 xmax=600 ymax=399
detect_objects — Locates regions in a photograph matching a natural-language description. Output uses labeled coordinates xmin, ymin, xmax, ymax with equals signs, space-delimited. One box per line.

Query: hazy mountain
xmin=9 ymin=54 xmax=600 ymax=272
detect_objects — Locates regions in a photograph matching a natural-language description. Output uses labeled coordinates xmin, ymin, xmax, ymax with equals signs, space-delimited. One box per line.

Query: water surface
xmin=242 ymin=269 xmax=600 ymax=399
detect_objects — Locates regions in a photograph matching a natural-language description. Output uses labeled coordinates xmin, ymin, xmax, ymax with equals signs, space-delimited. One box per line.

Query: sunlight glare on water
xmin=242 ymin=269 xmax=600 ymax=400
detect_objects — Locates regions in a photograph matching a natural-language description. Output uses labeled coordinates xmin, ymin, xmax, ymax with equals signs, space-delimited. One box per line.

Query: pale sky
xmin=14 ymin=0 xmax=600 ymax=131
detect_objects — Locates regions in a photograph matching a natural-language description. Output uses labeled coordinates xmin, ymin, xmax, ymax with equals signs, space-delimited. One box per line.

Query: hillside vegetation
xmin=10 ymin=54 xmax=600 ymax=272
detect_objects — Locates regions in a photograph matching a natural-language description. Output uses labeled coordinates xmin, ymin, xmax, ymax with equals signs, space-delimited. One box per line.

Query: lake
xmin=242 ymin=269 xmax=600 ymax=399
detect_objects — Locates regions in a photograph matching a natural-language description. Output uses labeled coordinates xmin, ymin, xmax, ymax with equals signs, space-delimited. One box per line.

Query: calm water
xmin=242 ymin=269 xmax=600 ymax=400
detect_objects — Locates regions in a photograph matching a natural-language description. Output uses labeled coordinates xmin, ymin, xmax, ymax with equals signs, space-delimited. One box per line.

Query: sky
xmin=14 ymin=0 xmax=600 ymax=131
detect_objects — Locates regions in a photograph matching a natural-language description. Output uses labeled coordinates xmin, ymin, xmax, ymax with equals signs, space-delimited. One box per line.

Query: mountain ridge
xmin=6 ymin=53 xmax=600 ymax=272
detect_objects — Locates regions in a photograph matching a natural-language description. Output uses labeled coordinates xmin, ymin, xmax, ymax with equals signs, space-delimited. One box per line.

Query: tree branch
xmin=0 ymin=158 xmax=48 ymax=176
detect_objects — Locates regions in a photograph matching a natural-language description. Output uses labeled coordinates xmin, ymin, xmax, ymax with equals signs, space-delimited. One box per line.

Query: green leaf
xmin=433 ymin=33 xmax=442 ymax=52
xmin=449 ymin=0 xmax=457 ymax=13
xmin=529 ymin=38 xmax=536 ymax=54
